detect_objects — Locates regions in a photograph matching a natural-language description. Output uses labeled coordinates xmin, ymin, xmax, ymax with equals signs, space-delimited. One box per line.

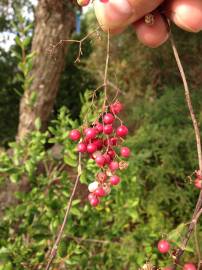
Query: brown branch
xmin=45 ymin=153 xmax=82 ymax=270
xmin=170 ymin=34 xmax=202 ymax=269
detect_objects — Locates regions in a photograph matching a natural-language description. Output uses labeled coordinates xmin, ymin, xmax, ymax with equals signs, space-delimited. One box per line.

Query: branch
xmin=170 ymin=34 xmax=202 ymax=269
xmin=45 ymin=153 xmax=82 ymax=270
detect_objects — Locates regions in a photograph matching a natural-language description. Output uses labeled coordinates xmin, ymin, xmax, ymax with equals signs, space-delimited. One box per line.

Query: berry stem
xmin=45 ymin=153 xmax=82 ymax=270
xmin=102 ymin=29 xmax=110 ymax=112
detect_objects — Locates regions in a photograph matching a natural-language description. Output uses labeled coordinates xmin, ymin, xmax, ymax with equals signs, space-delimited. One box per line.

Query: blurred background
xmin=0 ymin=0 xmax=202 ymax=269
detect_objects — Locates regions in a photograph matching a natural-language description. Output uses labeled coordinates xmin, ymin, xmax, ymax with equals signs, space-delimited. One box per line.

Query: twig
xmin=48 ymin=27 xmax=100 ymax=63
xmin=45 ymin=153 xmax=82 ymax=270
xmin=170 ymin=34 xmax=202 ymax=269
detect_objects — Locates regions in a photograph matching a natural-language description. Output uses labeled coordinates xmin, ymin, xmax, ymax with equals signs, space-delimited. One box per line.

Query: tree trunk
xmin=17 ymin=0 xmax=75 ymax=140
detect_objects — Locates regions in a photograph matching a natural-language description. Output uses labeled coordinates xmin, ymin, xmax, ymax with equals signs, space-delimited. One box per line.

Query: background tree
xmin=17 ymin=0 xmax=75 ymax=139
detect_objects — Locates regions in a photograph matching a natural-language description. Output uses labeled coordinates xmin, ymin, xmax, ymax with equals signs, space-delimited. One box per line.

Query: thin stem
xmin=170 ymin=34 xmax=202 ymax=269
xmin=45 ymin=153 xmax=82 ymax=270
xmin=102 ymin=29 xmax=110 ymax=112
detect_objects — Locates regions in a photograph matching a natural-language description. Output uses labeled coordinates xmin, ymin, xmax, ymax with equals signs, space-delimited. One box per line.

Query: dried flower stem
xmin=45 ymin=153 xmax=82 ymax=270
xmin=170 ymin=34 xmax=202 ymax=269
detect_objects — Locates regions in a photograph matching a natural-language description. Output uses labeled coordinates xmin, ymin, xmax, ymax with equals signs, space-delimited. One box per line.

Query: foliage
xmin=0 ymin=87 xmax=202 ymax=270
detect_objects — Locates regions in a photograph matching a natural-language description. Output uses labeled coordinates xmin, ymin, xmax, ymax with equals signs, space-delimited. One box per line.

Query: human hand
xmin=94 ymin=0 xmax=202 ymax=47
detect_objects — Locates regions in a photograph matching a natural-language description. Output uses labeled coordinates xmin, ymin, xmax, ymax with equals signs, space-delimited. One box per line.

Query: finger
xmin=133 ymin=13 xmax=169 ymax=48
xmin=94 ymin=0 xmax=164 ymax=32
xmin=165 ymin=0 xmax=202 ymax=32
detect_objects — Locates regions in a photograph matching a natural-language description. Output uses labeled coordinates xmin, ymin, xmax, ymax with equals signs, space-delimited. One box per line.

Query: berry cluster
xmin=77 ymin=0 xmax=109 ymax=7
xmin=157 ymin=240 xmax=196 ymax=270
xmin=194 ymin=170 xmax=202 ymax=189
xmin=69 ymin=101 xmax=130 ymax=207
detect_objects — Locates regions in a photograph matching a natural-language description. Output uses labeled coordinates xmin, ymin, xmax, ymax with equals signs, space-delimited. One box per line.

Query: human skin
xmin=94 ymin=0 xmax=202 ymax=47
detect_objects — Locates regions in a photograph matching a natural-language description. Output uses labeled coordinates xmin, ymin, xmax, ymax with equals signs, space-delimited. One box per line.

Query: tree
xmin=17 ymin=0 xmax=75 ymax=140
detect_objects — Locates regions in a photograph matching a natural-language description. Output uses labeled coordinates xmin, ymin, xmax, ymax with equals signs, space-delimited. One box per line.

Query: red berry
xmin=89 ymin=196 xmax=100 ymax=207
xmin=103 ymin=125 xmax=113 ymax=135
xmin=109 ymin=161 xmax=119 ymax=171
xmin=69 ymin=129 xmax=81 ymax=141
xmin=183 ymin=263 xmax=196 ymax=270
xmin=99 ymin=0 xmax=109 ymax=3
xmin=109 ymin=137 xmax=118 ymax=146
xmin=96 ymin=123 xmax=103 ymax=133
xmin=103 ymin=153 xmax=111 ymax=164
xmin=157 ymin=240 xmax=170 ymax=254
xmin=93 ymin=139 xmax=103 ymax=150
xmin=84 ymin=128 xmax=97 ymax=139
xmin=110 ymin=175 xmax=120 ymax=185
xmin=103 ymin=113 xmax=115 ymax=124
xmin=77 ymin=142 xmax=87 ymax=153
xmin=110 ymin=101 xmax=123 ymax=115
xmin=116 ymin=125 xmax=128 ymax=137
xmin=95 ymin=155 xmax=105 ymax=167
xmin=97 ymin=172 xmax=107 ymax=182
xmin=194 ymin=178 xmax=202 ymax=189
xmin=108 ymin=149 xmax=116 ymax=159
xmin=87 ymin=143 xmax=97 ymax=153
xmin=120 ymin=147 xmax=131 ymax=158
xmin=94 ymin=187 xmax=106 ymax=197
xmin=77 ymin=0 xmax=90 ymax=6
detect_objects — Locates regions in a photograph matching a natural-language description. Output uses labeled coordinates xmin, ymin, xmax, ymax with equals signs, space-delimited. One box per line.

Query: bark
xmin=17 ymin=0 xmax=75 ymax=140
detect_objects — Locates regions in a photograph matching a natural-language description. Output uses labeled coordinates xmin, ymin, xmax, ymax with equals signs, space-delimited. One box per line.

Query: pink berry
xmin=103 ymin=125 xmax=113 ymax=135
xmin=110 ymin=101 xmax=123 ymax=115
xmin=87 ymin=143 xmax=97 ymax=153
xmin=77 ymin=142 xmax=87 ymax=153
xmin=120 ymin=147 xmax=131 ymax=158
xmin=103 ymin=113 xmax=115 ymax=124
xmin=195 ymin=170 xmax=202 ymax=180
xmin=108 ymin=149 xmax=116 ymax=159
xmin=96 ymin=123 xmax=103 ymax=133
xmin=110 ymin=175 xmax=120 ymax=185
xmin=99 ymin=0 xmax=109 ymax=3
xmin=183 ymin=263 xmax=196 ymax=270
xmin=89 ymin=196 xmax=100 ymax=207
xmin=84 ymin=128 xmax=97 ymax=139
xmin=94 ymin=187 xmax=106 ymax=197
xmin=97 ymin=172 xmax=107 ymax=182
xmin=116 ymin=125 xmax=128 ymax=137
xmin=95 ymin=155 xmax=105 ymax=167
xmin=194 ymin=178 xmax=202 ymax=189
xmin=109 ymin=161 xmax=119 ymax=171
xmin=103 ymin=153 xmax=111 ymax=164
xmin=157 ymin=240 xmax=170 ymax=254
xmin=69 ymin=129 xmax=81 ymax=141
xmin=77 ymin=0 xmax=90 ymax=6
xmin=88 ymin=193 xmax=96 ymax=201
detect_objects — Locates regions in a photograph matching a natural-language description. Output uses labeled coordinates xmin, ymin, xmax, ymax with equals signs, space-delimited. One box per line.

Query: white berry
xmin=88 ymin=181 xmax=99 ymax=192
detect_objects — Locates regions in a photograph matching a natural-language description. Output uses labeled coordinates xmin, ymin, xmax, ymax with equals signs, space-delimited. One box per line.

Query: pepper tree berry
xmin=69 ymin=129 xmax=81 ymax=141
xmin=183 ymin=263 xmax=196 ymax=270
xmin=157 ymin=239 xmax=170 ymax=254
xmin=69 ymin=100 xmax=130 ymax=207
xmin=77 ymin=0 xmax=109 ymax=7
xmin=120 ymin=147 xmax=131 ymax=158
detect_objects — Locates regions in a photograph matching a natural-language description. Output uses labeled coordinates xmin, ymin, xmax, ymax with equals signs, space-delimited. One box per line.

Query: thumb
xmin=94 ymin=0 xmax=163 ymax=32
